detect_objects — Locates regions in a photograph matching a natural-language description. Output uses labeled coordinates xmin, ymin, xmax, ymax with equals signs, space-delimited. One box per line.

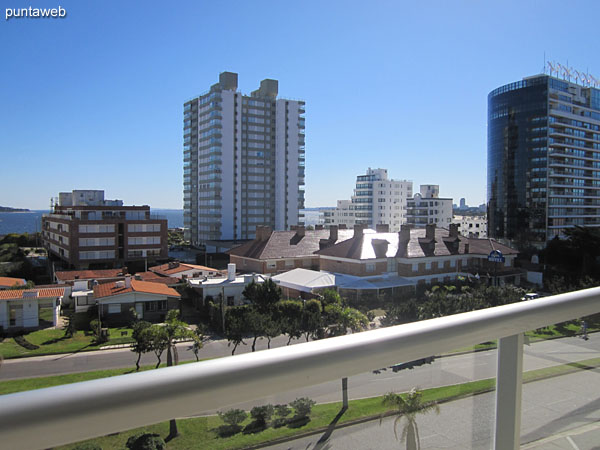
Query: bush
xmin=125 ymin=433 xmax=166 ymax=450
xmin=289 ymin=397 xmax=316 ymax=419
xmin=243 ymin=404 xmax=274 ymax=433
xmin=272 ymin=404 xmax=291 ymax=428
xmin=218 ymin=408 xmax=247 ymax=427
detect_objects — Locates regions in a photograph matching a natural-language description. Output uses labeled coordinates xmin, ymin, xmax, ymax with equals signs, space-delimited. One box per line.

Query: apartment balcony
xmin=2 ymin=288 xmax=600 ymax=449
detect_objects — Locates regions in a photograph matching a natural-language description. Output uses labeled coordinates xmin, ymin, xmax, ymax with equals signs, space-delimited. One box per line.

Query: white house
xmin=0 ymin=287 xmax=65 ymax=331
xmin=187 ymin=264 xmax=266 ymax=306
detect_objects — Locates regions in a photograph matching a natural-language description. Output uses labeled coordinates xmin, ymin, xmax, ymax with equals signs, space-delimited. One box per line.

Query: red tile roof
xmin=55 ymin=268 xmax=127 ymax=283
xmin=149 ymin=262 xmax=218 ymax=276
xmin=0 ymin=287 xmax=66 ymax=300
xmin=135 ymin=272 xmax=181 ymax=286
xmin=0 ymin=277 xmax=26 ymax=288
xmin=94 ymin=279 xmax=180 ymax=299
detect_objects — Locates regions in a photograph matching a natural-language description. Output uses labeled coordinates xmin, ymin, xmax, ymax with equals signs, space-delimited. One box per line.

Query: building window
xmin=437 ymin=261 xmax=444 ymax=269
xmin=450 ymin=260 xmax=456 ymax=268
xmin=412 ymin=263 xmax=418 ymax=272
xmin=425 ymin=262 xmax=432 ymax=270
xmin=108 ymin=304 xmax=120 ymax=314
xmin=366 ymin=262 xmax=375 ymax=273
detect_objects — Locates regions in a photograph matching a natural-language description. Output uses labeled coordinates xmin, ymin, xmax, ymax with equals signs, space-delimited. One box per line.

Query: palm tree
xmin=380 ymin=388 xmax=439 ymax=450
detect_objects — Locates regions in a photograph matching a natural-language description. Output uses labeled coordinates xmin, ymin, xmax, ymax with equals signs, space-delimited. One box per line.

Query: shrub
xmin=216 ymin=408 xmax=247 ymax=437
xmin=272 ymin=404 xmax=291 ymax=428
xmin=289 ymin=397 xmax=316 ymax=419
xmin=243 ymin=404 xmax=274 ymax=432
xmin=125 ymin=433 xmax=166 ymax=450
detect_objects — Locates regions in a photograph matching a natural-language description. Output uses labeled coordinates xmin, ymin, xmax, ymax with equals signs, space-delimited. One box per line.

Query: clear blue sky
xmin=1 ymin=0 xmax=598 ymax=210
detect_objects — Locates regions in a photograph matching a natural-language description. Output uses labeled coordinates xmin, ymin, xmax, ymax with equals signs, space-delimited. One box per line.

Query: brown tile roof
xmin=316 ymin=228 xmax=518 ymax=260
xmin=94 ymin=279 xmax=180 ymax=299
xmin=55 ymin=268 xmax=127 ymax=283
xmin=0 ymin=277 xmax=26 ymax=288
xmin=135 ymin=272 xmax=181 ymax=286
xmin=228 ymin=229 xmax=355 ymax=260
xmin=0 ymin=287 xmax=66 ymax=300
xmin=149 ymin=263 xmax=219 ymax=276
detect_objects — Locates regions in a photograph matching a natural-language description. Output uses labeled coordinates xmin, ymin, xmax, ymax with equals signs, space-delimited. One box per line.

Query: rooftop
xmin=94 ymin=279 xmax=180 ymax=299
xmin=0 ymin=287 xmax=65 ymax=300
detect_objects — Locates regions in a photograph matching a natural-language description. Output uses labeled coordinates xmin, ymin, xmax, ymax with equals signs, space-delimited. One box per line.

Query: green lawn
xmin=0 ymin=327 xmax=134 ymax=359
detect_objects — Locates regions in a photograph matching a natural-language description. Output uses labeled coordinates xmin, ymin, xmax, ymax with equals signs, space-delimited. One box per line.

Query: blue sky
xmin=1 ymin=0 xmax=598 ymax=210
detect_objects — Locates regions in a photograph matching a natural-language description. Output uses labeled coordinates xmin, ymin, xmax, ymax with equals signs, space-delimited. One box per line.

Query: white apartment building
xmin=323 ymin=168 xmax=413 ymax=232
xmin=184 ymin=72 xmax=305 ymax=245
xmin=406 ymin=185 xmax=453 ymax=227
xmin=453 ymin=215 xmax=488 ymax=238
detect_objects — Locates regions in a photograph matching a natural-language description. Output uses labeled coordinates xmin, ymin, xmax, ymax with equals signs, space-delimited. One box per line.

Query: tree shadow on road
xmin=312 ymin=406 xmax=347 ymax=450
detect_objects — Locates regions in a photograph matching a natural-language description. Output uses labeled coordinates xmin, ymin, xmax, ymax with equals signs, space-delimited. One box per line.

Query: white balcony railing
xmin=1 ymin=287 xmax=600 ymax=450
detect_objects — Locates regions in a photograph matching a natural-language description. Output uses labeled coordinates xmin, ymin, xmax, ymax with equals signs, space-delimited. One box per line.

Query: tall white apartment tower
xmin=184 ymin=72 xmax=306 ymax=245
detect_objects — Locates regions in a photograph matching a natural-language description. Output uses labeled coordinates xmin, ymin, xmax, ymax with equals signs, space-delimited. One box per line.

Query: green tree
xmin=147 ymin=325 xmax=169 ymax=369
xmin=289 ymin=397 xmax=316 ymax=419
xmin=277 ymin=300 xmax=303 ymax=345
xmin=243 ymin=279 xmax=281 ymax=313
xmin=380 ymin=388 xmax=439 ymax=450
xmin=300 ymin=299 xmax=323 ymax=342
xmin=163 ymin=310 xmax=196 ymax=438
xmin=224 ymin=306 xmax=248 ymax=354
xmin=191 ymin=324 xmax=207 ymax=362
xmin=130 ymin=320 xmax=152 ymax=371
xmin=217 ymin=409 xmax=247 ymax=436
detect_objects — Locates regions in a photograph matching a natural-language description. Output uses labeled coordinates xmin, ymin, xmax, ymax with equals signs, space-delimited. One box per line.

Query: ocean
xmin=0 ymin=209 xmax=184 ymax=236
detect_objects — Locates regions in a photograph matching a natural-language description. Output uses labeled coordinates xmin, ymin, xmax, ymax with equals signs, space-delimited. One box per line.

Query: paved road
xmin=261 ymin=368 xmax=600 ymax=449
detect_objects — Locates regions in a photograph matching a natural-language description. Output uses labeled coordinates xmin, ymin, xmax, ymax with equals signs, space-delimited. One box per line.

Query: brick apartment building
xmin=42 ymin=190 xmax=168 ymax=270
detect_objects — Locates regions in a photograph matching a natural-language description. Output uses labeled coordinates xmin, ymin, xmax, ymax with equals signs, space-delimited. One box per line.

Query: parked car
xmin=521 ymin=293 xmax=540 ymax=301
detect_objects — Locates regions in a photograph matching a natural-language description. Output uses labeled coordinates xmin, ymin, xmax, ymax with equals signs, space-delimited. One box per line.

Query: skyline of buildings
xmin=488 ymin=73 xmax=600 ymax=244
xmin=183 ymin=72 xmax=305 ymax=246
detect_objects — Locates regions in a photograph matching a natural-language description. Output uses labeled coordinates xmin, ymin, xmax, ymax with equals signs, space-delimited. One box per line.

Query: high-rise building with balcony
xmin=405 ymin=184 xmax=453 ymax=227
xmin=42 ymin=190 xmax=168 ymax=270
xmin=488 ymin=74 xmax=600 ymax=244
xmin=183 ymin=72 xmax=305 ymax=246
xmin=323 ymin=168 xmax=412 ymax=232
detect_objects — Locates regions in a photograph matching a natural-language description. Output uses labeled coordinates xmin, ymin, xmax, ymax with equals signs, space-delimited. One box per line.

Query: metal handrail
xmin=1 ymin=287 xmax=600 ymax=449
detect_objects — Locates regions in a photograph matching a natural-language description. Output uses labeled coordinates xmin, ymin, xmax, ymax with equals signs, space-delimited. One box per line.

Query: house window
xmin=267 ymin=261 xmax=276 ymax=269
xmin=412 ymin=263 xmax=418 ymax=272
xmin=108 ymin=304 xmax=120 ymax=314
xmin=450 ymin=260 xmax=456 ymax=268
xmin=425 ymin=262 xmax=432 ymax=270
xmin=227 ymin=296 xmax=235 ymax=306
xmin=145 ymin=302 xmax=157 ymax=312
xmin=366 ymin=263 xmax=375 ymax=273
xmin=159 ymin=300 xmax=167 ymax=310
xmin=437 ymin=261 xmax=444 ymax=269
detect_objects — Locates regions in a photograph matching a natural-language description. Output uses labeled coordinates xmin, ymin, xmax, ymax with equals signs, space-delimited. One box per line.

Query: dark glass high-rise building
xmin=488 ymin=74 xmax=600 ymax=244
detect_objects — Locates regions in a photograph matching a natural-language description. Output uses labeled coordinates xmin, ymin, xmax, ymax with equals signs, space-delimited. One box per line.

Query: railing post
xmin=342 ymin=377 xmax=348 ymax=409
xmin=494 ymin=333 xmax=523 ymax=450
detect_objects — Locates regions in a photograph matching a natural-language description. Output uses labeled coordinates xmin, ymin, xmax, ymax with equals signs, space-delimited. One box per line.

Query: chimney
xmin=449 ymin=223 xmax=459 ymax=238
xmin=125 ymin=275 xmax=131 ymax=288
xmin=353 ymin=224 xmax=366 ymax=237
xmin=255 ymin=226 xmax=272 ymax=241
xmin=329 ymin=225 xmax=338 ymax=242
xmin=464 ymin=243 xmax=470 ymax=254
xmin=376 ymin=224 xmax=389 ymax=233
xmin=425 ymin=223 xmax=436 ymax=240
xmin=338 ymin=224 xmax=347 ymax=229
xmin=315 ymin=224 xmax=324 ymax=230
xmin=227 ymin=263 xmax=236 ymax=281
xmin=398 ymin=225 xmax=411 ymax=257
xmin=295 ymin=226 xmax=305 ymax=238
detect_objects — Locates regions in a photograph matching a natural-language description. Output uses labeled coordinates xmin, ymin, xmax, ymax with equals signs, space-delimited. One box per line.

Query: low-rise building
xmin=187 ymin=263 xmax=266 ymax=307
xmin=93 ymin=275 xmax=181 ymax=324
xmin=0 ymin=287 xmax=65 ymax=331
xmin=316 ymin=224 xmax=521 ymax=286
xmin=0 ymin=277 xmax=26 ymax=290
xmin=149 ymin=262 xmax=220 ymax=279
xmin=227 ymin=225 xmax=354 ymax=274
xmin=42 ymin=190 xmax=168 ymax=270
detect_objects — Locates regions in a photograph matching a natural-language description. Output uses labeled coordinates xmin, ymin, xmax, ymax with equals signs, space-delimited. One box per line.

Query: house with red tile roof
xmin=0 ymin=287 xmax=66 ymax=331
xmin=148 ymin=262 xmax=220 ymax=279
xmin=54 ymin=268 xmax=128 ymax=285
xmin=227 ymin=225 xmax=354 ymax=274
xmin=0 ymin=277 xmax=26 ymax=290
xmin=93 ymin=276 xmax=181 ymax=324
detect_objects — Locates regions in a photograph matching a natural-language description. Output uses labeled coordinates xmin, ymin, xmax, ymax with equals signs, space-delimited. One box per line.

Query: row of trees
xmin=382 ymin=284 xmax=526 ymax=326
xmin=222 ymin=280 xmax=369 ymax=354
